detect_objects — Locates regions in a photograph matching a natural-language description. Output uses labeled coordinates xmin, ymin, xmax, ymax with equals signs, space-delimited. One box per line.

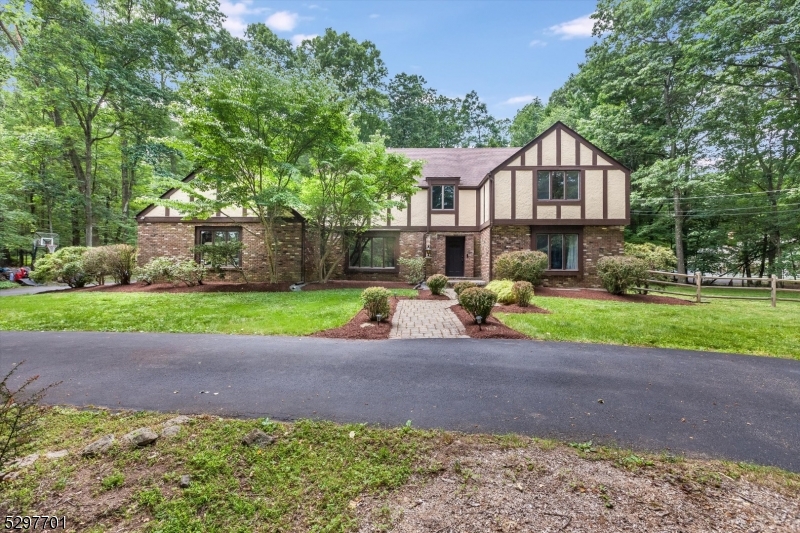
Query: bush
xmin=453 ymin=281 xmax=477 ymax=296
xmin=597 ymin=256 xmax=648 ymax=295
xmin=485 ymin=280 xmax=516 ymax=304
xmin=135 ymin=257 xmax=178 ymax=285
xmin=426 ymin=274 xmax=448 ymax=295
xmin=172 ymin=260 xmax=204 ymax=287
xmin=30 ymin=246 xmax=90 ymax=288
xmin=512 ymin=281 xmax=534 ymax=307
xmin=361 ymin=287 xmax=391 ymax=321
xmin=624 ymin=242 xmax=676 ymax=272
xmin=84 ymin=245 xmax=137 ymax=285
xmin=458 ymin=287 xmax=497 ymax=321
xmin=397 ymin=257 xmax=426 ymax=285
xmin=493 ymin=250 xmax=548 ymax=286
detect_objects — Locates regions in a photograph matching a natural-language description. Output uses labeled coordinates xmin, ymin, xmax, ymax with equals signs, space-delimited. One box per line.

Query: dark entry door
xmin=445 ymin=237 xmax=465 ymax=277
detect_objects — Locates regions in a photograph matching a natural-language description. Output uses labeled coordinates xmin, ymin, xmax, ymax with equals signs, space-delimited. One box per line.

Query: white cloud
xmin=219 ymin=0 xmax=268 ymax=37
xmin=502 ymin=95 xmax=538 ymax=105
xmin=291 ymin=33 xmax=318 ymax=47
xmin=369 ymin=13 xmax=380 ymax=19
xmin=548 ymin=14 xmax=595 ymax=40
xmin=528 ymin=39 xmax=547 ymax=47
xmin=266 ymin=11 xmax=299 ymax=32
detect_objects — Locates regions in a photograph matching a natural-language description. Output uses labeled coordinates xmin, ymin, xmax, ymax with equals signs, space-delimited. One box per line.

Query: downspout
xmin=300 ymin=217 xmax=306 ymax=283
xmin=488 ymin=173 xmax=495 ymax=281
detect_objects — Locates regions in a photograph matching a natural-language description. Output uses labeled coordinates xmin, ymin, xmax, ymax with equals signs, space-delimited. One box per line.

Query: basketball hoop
xmin=46 ymin=244 xmax=57 ymax=254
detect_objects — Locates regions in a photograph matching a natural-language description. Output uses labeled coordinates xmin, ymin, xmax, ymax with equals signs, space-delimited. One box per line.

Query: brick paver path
xmin=389 ymin=294 xmax=469 ymax=339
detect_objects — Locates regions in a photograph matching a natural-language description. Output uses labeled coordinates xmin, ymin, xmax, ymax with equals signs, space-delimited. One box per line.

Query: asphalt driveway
xmin=2 ymin=331 xmax=799 ymax=472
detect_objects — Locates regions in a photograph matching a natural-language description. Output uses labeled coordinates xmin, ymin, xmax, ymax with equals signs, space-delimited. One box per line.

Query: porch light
xmin=475 ymin=316 xmax=482 ymax=324
xmin=376 ymin=313 xmax=384 ymax=322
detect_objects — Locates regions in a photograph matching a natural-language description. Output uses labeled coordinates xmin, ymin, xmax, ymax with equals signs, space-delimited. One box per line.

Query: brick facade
xmin=137 ymin=218 xmax=303 ymax=282
xmin=489 ymin=225 xmax=532 ymax=281
xmin=479 ymin=227 xmax=492 ymax=281
xmin=582 ymin=225 xmax=625 ymax=285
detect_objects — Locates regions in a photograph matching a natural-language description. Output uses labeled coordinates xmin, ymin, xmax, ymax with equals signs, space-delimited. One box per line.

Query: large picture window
xmin=348 ymin=235 xmax=397 ymax=269
xmin=537 ymin=171 xmax=580 ymax=200
xmin=196 ymin=227 xmax=242 ymax=267
xmin=535 ymin=233 xmax=579 ymax=270
xmin=431 ymin=185 xmax=455 ymax=210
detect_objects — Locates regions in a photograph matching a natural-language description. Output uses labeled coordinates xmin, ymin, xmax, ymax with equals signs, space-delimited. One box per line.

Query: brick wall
xmin=480 ymin=227 xmax=491 ymax=281
xmin=137 ymin=219 xmax=303 ymax=282
xmin=582 ymin=225 xmax=625 ymax=285
xmin=490 ymin=225 xmax=531 ymax=281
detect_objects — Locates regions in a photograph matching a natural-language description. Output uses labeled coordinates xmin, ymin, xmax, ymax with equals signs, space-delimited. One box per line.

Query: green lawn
xmin=0 ymin=289 xmax=413 ymax=336
xmin=0 ymin=280 xmax=17 ymax=290
xmin=498 ymin=295 xmax=800 ymax=359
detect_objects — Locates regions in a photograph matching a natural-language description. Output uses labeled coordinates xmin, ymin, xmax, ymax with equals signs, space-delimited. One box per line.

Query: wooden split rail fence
xmin=633 ymin=271 xmax=800 ymax=307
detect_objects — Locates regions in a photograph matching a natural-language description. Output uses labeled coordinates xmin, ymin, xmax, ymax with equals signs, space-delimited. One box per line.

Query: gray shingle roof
xmin=388 ymin=147 xmax=521 ymax=187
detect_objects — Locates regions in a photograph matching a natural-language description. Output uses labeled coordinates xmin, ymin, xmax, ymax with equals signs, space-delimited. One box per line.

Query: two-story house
xmin=136 ymin=122 xmax=630 ymax=286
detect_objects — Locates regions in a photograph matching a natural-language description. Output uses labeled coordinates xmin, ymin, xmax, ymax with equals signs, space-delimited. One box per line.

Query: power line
xmin=632 ymin=207 xmax=800 ymax=219
xmin=635 ymin=187 xmax=800 ymax=201
xmin=632 ymin=202 xmax=800 ymax=215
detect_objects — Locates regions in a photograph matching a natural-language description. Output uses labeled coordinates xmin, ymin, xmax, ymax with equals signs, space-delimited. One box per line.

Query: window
xmin=348 ymin=235 xmax=397 ymax=269
xmin=537 ymin=171 xmax=580 ymax=200
xmin=431 ymin=185 xmax=455 ymax=210
xmin=535 ymin=233 xmax=579 ymax=270
xmin=196 ymin=227 xmax=242 ymax=267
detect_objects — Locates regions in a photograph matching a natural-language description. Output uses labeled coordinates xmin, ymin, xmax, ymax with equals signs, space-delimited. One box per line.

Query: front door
xmin=445 ymin=237 xmax=465 ymax=277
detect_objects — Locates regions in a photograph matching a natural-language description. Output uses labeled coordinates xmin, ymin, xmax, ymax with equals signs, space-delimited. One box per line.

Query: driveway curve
xmin=2 ymin=331 xmax=799 ymax=472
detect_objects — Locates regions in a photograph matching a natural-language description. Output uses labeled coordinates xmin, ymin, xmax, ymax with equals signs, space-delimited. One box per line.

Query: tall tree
xmin=509 ymin=98 xmax=546 ymax=146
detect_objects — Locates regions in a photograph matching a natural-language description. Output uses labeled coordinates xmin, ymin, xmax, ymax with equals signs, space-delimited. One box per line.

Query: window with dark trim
xmin=537 ymin=170 xmax=580 ymax=200
xmin=535 ymin=233 xmax=579 ymax=270
xmin=348 ymin=236 xmax=397 ymax=269
xmin=196 ymin=227 xmax=242 ymax=267
xmin=431 ymin=185 xmax=455 ymax=210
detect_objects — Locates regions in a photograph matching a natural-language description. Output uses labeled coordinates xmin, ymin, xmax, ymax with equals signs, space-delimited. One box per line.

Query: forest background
xmin=1 ymin=0 xmax=798 ymax=279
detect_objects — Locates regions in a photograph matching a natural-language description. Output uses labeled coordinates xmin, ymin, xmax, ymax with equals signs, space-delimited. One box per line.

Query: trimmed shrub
xmin=512 ymin=281 xmax=534 ymax=307
xmin=597 ymin=256 xmax=648 ymax=295
xmin=426 ymin=274 xmax=448 ymax=295
xmin=84 ymin=245 xmax=137 ymax=285
xmin=135 ymin=257 xmax=178 ymax=285
xmin=623 ymin=242 xmax=676 ymax=272
xmin=485 ymin=279 xmax=516 ymax=304
xmin=361 ymin=287 xmax=391 ymax=321
xmin=453 ymin=281 xmax=477 ymax=296
xmin=458 ymin=287 xmax=497 ymax=322
xmin=172 ymin=260 xmax=204 ymax=287
xmin=493 ymin=250 xmax=548 ymax=286
xmin=398 ymin=257 xmax=426 ymax=285
xmin=30 ymin=246 xmax=90 ymax=288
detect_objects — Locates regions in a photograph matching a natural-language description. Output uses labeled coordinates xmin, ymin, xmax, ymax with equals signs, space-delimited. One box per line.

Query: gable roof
xmin=388 ymin=147 xmax=519 ymax=188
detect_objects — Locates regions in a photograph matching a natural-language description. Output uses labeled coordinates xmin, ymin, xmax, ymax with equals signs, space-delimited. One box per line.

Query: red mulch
xmin=416 ymin=290 xmax=451 ymax=300
xmin=449 ymin=304 xmax=529 ymax=340
xmin=492 ymin=303 xmax=551 ymax=314
xmin=80 ymin=280 xmax=412 ymax=294
xmin=535 ymin=287 xmax=694 ymax=306
xmin=312 ymin=297 xmax=404 ymax=340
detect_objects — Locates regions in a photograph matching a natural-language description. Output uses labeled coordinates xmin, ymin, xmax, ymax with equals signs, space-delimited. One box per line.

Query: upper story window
xmin=431 ymin=185 xmax=455 ymax=210
xmin=537 ymin=170 xmax=580 ymax=200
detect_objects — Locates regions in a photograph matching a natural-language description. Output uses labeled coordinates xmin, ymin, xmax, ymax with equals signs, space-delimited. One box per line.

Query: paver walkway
xmin=389 ymin=293 xmax=469 ymax=339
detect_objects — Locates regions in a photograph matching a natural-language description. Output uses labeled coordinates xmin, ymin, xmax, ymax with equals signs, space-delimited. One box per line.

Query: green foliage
xmin=426 ymin=274 xmax=448 ymax=295
xmin=134 ymin=257 xmax=178 ymax=285
xmin=171 ymin=260 xmax=205 ymax=287
xmin=493 ymin=250 xmax=548 ymax=286
xmin=101 ymin=471 xmax=125 ymax=491
xmin=193 ymin=241 xmax=244 ymax=280
xmin=458 ymin=287 xmax=497 ymax=321
xmin=596 ymin=256 xmax=649 ymax=295
xmin=509 ymin=98 xmax=546 ymax=146
xmin=0 ymin=361 xmax=58 ymax=474
xmin=360 ymin=287 xmax=391 ymax=321
xmin=30 ymin=247 xmax=90 ymax=288
xmin=397 ymin=257 xmax=427 ymax=285
xmin=84 ymin=245 xmax=137 ymax=285
xmin=512 ymin=281 xmax=534 ymax=307
xmin=485 ymin=280 xmax=516 ymax=305
xmin=623 ymin=243 xmax=676 ymax=272
xmin=453 ymin=281 xmax=477 ymax=296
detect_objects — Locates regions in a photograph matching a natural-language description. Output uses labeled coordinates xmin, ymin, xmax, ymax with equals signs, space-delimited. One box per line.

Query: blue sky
xmin=220 ymin=0 xmax=600 ymax=119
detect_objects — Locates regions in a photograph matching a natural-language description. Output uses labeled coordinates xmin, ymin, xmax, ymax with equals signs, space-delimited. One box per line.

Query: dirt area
xmin=536 ymin=287 xmax=694 ymax=306
xmin=357 ymin=438 xmax=800 ymax=532
xmin=449 ymin=304 xmax=529 ymax=340
xmin=312 ymin=297 xmax=404 ymax=340
xmin=82 ymin=280 xmax=412 ymax=294
xmin=416 ymin=290 xmax=451 ymax=300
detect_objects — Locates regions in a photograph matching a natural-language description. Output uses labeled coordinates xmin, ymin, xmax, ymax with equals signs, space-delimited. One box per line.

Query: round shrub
xmin=512 ymin=281 xmax=533 ymax=307
xmin=361 ymin=286 xmax=391 ymax=321
xmin=596 ymin=256 xmax=648 ymax=295
xmin=84 ymin=244 xmax=138 ymax=285
xmin=458 ymin=287 xmax=497 ymax=322
xmin=135 ymin=257 xmax=178 ymax=285
xmin=30 ymin=246 xmax=90 ymax=288
xmin=397 ymin=257 xmax=427 ymax=285
xmin=485 ymin=279 xmax=516 ymax=304
xmin=426 ymin=274 xmax=448 ymax=295
xmin=493 ymin=250 xmax=548 ymax=286
xmin=453 ymin=281 xmax=477 ymax=296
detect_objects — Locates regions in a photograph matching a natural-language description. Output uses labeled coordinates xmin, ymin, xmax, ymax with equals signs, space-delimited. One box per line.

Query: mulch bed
xmin=81 ymin=280 xmax=412 ymax=294
xmin=535 ymin=287 xmax=694 ymax=306
xmin=449 ymin=304 xmax=529 ymax=340
xmin=416 ymin=290 xmax=451 ymax=300
xmin=311 ymin=297 xmax=404 ymax=340
xmin=492 ymin=303 xmax=551 ymax=314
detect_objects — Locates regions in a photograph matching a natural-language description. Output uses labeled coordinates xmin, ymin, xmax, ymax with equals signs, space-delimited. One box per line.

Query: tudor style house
xmin=136 ymin=122 xmax=630 ymax=286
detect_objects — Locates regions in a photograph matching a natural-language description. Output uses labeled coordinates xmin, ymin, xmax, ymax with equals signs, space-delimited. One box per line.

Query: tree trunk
xmin=673 ymin=187 xmax=686 ymax=278
xmin=84 ymin=131 xmax=94 ymax=246
xmin=120 ymin=135 xmax=132 ymax=217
